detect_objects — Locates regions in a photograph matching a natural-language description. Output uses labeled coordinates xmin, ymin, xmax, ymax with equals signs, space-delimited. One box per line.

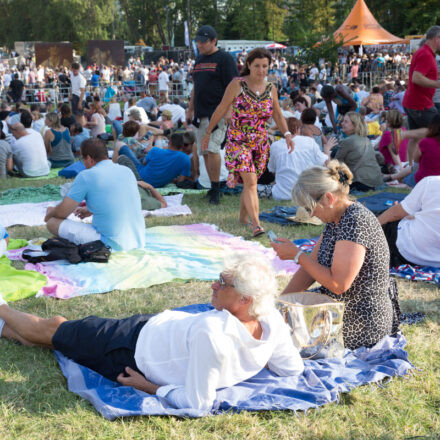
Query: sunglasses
xmin=218 ymin=273 xmax=234 ymax=288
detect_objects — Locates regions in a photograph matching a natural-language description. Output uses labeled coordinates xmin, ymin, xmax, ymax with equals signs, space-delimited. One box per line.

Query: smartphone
xmin=268 ymin=230 xmax=280 ymax=243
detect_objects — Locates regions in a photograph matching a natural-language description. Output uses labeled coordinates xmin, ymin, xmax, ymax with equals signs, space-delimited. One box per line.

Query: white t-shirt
xmin=123 ymin=105 xmax=149 ymax=124
xmin=12 ymin=130 xmax=50 ymax=177
xmin=158 ymin=71 xmax=169 ymax=91
xmin=309 ymin=67 xmax=319 ymax=80
xmin=268 ymin=135 xmax=328 ymax=200
xmin=397 ymin=176 xmax=440 ymax=267
xmin=70 ymin=72 xmax=87 ymax=97
xmin=159 ymin=103 xmax=186 ymax=125
xmin=135 ymin=308 xmax=303 ymax=411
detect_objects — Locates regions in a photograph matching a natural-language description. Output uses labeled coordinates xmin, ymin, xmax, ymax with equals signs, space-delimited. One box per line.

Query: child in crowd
xmin=379 ymin=110 xmax=408 ymax=174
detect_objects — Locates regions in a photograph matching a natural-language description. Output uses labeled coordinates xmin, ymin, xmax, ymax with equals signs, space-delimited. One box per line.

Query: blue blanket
xmin=259 ymin=206 xmax=298 ymax=226
xmin=54 ymin=303 xmax=413 ymax=420
xmin=357 ymin=192 xmax=407 ymax=215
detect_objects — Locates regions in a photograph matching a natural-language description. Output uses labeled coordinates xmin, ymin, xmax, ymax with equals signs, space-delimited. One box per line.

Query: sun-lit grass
xmin=0 ymin=176 xmax=438 ymax=440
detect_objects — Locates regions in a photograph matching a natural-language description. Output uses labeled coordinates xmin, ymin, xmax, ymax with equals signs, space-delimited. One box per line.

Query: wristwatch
xmin=294 ymin=250 xmax=304 ymax=264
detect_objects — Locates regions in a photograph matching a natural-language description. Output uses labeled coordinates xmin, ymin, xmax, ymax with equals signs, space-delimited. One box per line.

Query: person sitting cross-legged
xmin=44 ymin=138 xmax=145 ymax=251
xmin=0 ymin=253 xmax=304 ymax=411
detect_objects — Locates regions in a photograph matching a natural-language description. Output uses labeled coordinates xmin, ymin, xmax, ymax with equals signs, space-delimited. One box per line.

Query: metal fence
xmin=338 ymin=64 xmax=409 ymax=88
xmin=1 ymin=80 xmax=190 ymax=106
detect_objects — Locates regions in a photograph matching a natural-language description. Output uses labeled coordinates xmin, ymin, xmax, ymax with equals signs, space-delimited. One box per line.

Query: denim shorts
xmin=404 ymin=106 xmax=438 ymax=130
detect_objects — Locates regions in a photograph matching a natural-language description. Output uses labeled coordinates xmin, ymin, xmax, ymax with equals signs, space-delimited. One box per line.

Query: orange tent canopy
xmin=333 ymin=0 xmax=409 ymax=46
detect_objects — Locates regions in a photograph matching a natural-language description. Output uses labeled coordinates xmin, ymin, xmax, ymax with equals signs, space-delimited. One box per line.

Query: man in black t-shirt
xmin=186 ymin=25 xmax=238 ymax=204
xmin=8 ymin=74 xmax=24 ymax=103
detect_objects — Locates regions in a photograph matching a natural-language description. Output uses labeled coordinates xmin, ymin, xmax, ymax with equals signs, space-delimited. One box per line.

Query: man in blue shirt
xmin=137 ymin=91 xmax=157 ymax=121
xmin=118 ymin=133 xmax=192 ymax=188
xmin=70 ymin=123 xmax=91 ymax=153
xmin=44 ymin=139 xmax=145 ymax=251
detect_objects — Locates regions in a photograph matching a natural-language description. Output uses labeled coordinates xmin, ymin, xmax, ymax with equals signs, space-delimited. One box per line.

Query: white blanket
xmin=0 ymin=194 xmax=191 ymax=227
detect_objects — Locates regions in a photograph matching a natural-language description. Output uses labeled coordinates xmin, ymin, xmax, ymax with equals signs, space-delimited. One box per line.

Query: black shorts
xmin=71 ymin=94 xmax=85 ymax=116
xmin=52 ymin=314 xmax=154 ymax=381
xmin=382 ymin=221 xmax=413 ymax=268
xmin=404 ymin=106 xmax=438 ymax=130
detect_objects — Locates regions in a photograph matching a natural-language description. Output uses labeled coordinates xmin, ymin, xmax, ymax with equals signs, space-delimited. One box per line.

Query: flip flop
xmin=253 ymin=226 xmax=265 ymax=237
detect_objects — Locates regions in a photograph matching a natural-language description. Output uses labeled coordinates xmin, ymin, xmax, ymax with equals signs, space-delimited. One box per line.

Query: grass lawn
xmin=0 ymin=175 xmax=439 ymax=440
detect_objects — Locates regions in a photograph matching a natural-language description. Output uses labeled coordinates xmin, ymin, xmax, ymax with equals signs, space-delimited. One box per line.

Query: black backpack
xmin=23 ymin=238 xmax=111 ymax=264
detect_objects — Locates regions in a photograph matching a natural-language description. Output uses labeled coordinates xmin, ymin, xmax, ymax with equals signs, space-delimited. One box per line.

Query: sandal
xmin=253 ymin=226 xmax=265 ymax=237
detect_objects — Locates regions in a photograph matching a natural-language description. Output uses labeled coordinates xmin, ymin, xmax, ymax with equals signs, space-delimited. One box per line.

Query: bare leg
xmin=2 ymin=324 xmax=36 ymax=346
xmin=46 ymin=217 xmax=64 ymax=236
xmin=401 ymin=127 xmax=428 ymax=140
xmin=239 ymin=194 xmax=249 ymax=224
xmin=239 ymin=172 xmax=260 ymax=229
xmin=0 ymin=304 xmax=66 ymax=348
xmin=204 ymin=152 xmax=221 ymax=183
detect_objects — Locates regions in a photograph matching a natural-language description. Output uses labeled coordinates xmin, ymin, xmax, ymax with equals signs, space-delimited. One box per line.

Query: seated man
xmin=123 ymin=97 xmax=149 ymax=124
xmin=0 ymin=253 xmax=303 ymax=411
xmin=118 ymin=133 xmax=191 ymax=188
xmin=266 ymin=118 xmax=330 ymax=200
xmin=378 ymin=175 xmax=440 ymax=267
xmin=10 ymin=122 xmax=50 ymax=177
xmin=70 ymin=122 xmax=91 ymax=154
xmin=44 ymin=138 xmax=145 ymax=251
xmin=0 ymin=130 xmax=13 ymax=178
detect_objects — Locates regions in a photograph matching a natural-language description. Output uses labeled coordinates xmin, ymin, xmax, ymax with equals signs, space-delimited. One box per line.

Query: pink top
xmin=379 ymin=128 xmax=409 ymax=165
xmin=415 ymin=137 xmax=440 ymax=183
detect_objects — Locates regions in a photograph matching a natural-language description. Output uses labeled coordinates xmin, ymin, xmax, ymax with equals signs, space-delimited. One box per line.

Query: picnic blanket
xmin=357 ymin=192 xmax=407 ymax=215
xmin=0 ymin=194 xmax=191 ymax=227
xmin=21 ymin=167 xmax=62 ymax=181
xmin=260 ymin=206 xmax=299 ymax=226
xmin=54 ymin=303 xmax=413 ymax=420
xmin=18 ymin=224 xmax=298 ymax=299
xmin=0 ymin=239 xmax=47 ymax=301
xmin=0 ymin=185 xmax=62 ymax=205
xmin=294 ymin=238 xmax=440 ymax=287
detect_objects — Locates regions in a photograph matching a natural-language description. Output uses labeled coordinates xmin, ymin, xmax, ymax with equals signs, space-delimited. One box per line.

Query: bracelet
xmin=293 ymin=250 xmax=304 ymax=264
xmin=284 ymin=131 xmax=292 ymax=138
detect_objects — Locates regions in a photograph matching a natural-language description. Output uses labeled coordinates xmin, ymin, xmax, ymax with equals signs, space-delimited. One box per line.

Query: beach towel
xmin=0 ymin=239 xmax=47 ymax=301
xmin=0 ymin=185 xmax=62 ymax=205
xmin=20 ymin=167 xmax=62 ymax=181
xmin=0 ymin=194 xmax=191 ymax=227
xmin=54 ymin=303 xmax=413 ymax=420
xmin=294 ymin=238 xmax=440 ymax=287
xmin=357 ymin=192 xmax=407 ymax=215
xmin=20 ymin=224 xmax=298 ymax=299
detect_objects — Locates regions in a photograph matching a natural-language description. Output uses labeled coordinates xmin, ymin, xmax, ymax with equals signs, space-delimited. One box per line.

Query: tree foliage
xmin=0 ymin=0 xmax=437 ymax=51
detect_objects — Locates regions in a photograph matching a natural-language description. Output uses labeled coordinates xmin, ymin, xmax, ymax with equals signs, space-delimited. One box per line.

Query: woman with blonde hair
xmin=43 ymin=112 xmax=74 ymax=167
xmin=336 ymin=111 xmax=382 ymax=191
xmin=271 ymin=160 xmax=400 ymax=350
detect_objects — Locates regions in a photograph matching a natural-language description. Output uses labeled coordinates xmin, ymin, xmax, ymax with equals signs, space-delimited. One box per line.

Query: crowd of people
xmin=0 ymin=24 xmax=439 ymax=412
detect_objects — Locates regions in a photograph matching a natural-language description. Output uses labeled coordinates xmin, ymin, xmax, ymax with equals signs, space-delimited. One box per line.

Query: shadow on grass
xmin=0 ymin=341 xmax=90 ymax=415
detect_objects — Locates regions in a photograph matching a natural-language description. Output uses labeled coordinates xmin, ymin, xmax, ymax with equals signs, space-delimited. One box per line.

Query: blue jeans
xmin=403 ymin=171 xmax=417 ymax=188
xmin=118 ymin=145 xmax=142 ymax=169
xmin=112 ymin=120 xmax=123 ymax=138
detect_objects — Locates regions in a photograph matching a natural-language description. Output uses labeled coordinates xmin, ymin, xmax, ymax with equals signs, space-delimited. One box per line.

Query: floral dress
xmin=224 ymin=79 xmax=273 ymax=188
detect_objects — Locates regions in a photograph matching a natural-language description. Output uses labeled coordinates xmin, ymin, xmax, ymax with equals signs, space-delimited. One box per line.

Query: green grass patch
xmin=0 ymin=177 xmax=438 ymax=440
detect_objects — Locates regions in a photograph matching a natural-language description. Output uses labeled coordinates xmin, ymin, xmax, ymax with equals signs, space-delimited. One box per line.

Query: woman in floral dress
xmin=202 ymin=48 xmax=294 ymax=237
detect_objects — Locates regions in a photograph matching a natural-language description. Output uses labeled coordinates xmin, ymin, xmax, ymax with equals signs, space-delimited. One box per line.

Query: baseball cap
xmin=195 ymin=25 xmax=217 ymax=42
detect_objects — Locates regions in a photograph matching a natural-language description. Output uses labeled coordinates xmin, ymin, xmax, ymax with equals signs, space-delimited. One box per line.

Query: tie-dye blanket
xmin=20 ymin=224 xmax=298 ymax=299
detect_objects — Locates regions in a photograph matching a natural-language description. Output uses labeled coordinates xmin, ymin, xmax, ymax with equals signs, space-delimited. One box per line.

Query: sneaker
xmin=209 ymin=189 xmax=221 ymax=205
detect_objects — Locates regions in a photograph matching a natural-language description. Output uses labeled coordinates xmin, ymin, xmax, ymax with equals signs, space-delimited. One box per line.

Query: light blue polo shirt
xmin=67 ymin=160 xmax=145 ymax=251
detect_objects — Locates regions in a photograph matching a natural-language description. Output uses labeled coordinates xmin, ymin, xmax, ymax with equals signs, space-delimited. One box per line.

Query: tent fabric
xmin=333 ymin=0 xmax=408 ymax=46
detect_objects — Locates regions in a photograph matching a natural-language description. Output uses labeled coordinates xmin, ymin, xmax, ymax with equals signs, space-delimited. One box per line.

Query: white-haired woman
xmin=336 ymin=111 xmax=382 ymax=192
xmin=0 ymin=253 xmax=303 ymax=411
xmin=271 ymin=160 xmax=400 ymax=350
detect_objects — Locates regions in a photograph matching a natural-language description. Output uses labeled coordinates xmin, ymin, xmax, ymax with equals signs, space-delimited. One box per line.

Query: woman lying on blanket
xmin=0 ymin=253 xmax=303 ymax=411
xmin=271 ymin=160 xmax=400 ymax=350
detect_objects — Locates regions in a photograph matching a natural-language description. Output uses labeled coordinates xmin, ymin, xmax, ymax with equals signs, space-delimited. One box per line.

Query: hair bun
xmin=327 ymin=160 xmax=353 ymax=186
